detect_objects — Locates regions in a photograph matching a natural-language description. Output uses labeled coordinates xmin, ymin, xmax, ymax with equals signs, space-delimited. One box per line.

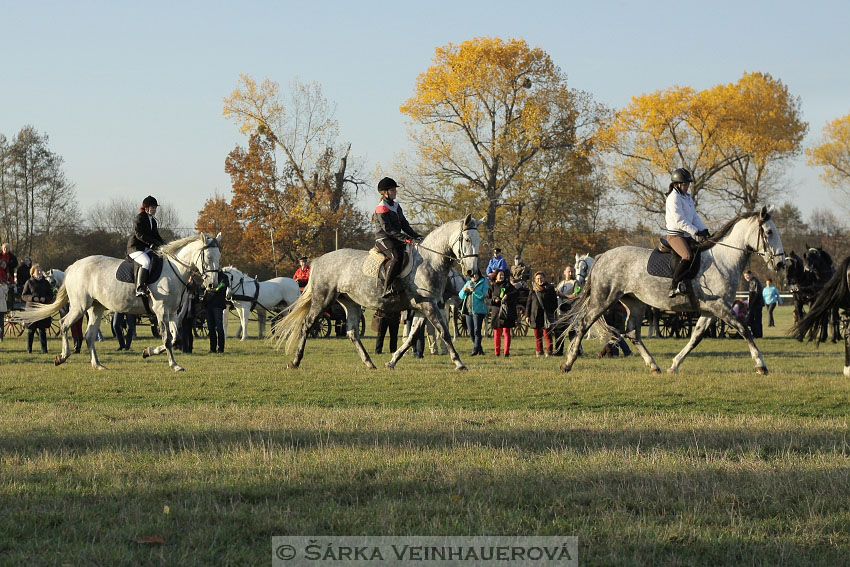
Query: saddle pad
xmin=361 ymin=246 xmax=415 ymax=279
xmin=647 ymin=248 xmax=701 ymax=280
xmin=116 ymin=254 xmax=164 ymax=284
xmin=647 ymin=248 xmax=673 ymax=278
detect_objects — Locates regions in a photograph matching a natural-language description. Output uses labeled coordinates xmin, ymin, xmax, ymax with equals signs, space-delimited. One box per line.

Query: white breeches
xmin=129 ymin=250 xmax=151 ymax=270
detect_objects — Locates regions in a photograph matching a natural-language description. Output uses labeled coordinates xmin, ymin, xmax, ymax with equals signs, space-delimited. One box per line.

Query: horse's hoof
xmin=456 ymin=365 xmax=468 ymax=371
xmin=173 ymin=366 xmax=185 ymax=372
xmin=667 ymin=367 xmax=677 ymax=374
xmin=54 ymin=355 xmax=65 ymax=366
xmin=559 ymin=362 xmax=570 ymax=373
xmin=650 ymin=368 xmax=661 ymax=375
xmin=94 ymin=365 xmax=106 ymax=371
xmin=844 ymin=366 xmax=850 ymax=378
xmin=142 ymin=348 xmax=150 ymax=359
xmin=756 ymin=366 xmax=769 ymax=375
xmin=385 ymin=362 xmax=395 ymax=370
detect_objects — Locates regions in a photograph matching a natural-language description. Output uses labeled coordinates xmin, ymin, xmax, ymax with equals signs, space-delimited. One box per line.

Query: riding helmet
xmin=671 ymin=168 xmax=695 ymax=184
xmin=377 ymin=177 xmax=399 ymax=192
xmin=142 ymin=195 xmax=159 ymax=207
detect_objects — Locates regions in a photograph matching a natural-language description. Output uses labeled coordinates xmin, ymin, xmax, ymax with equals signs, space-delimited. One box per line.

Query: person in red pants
xmin=525 ymin=271 xmax=558 ymax=357
xmin=486 ymin=269 xmax=517 ymax=357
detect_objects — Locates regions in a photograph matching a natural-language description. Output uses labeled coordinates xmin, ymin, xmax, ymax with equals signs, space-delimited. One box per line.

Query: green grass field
xmin=1 ymin=306 xmax=849 ymax=566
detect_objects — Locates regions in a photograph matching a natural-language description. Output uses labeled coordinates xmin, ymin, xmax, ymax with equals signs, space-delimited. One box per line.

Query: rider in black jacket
xmin=127 ymin=195 xmax=166 ymax=297
xmin=373 ymin=177 xmax=422 ymax=297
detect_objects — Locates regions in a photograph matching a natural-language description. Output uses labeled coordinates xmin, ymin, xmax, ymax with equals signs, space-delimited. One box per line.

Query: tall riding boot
xmin=39 ymin=330 xmax=48 ymax=353
xmin=135 ymin=267 xmax=150 ymax=297
xmin=382 ymin=258 xmax=402 ymax=298
xmin=669 ymin=257 xmax=690 ymax=297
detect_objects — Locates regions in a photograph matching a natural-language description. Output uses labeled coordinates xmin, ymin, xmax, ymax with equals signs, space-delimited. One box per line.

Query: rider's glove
xmin=696 ymin=229 xmax=710 ymax=242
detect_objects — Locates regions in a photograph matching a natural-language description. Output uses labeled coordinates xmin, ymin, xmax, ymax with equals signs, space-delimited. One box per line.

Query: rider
xmin=127 ymin=195 xmax=166 ymax=297
xmin=373 ymin=177 xmax=422 ymax=297
xmin=665 ymin=168 xmax=709 ymax=297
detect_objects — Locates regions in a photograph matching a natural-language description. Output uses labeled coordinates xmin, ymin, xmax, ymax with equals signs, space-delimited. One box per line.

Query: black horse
xmin=792 ymin=255 xmax=850 ymax=377
xmin=804 ymin=246 xmax=842 ymax=342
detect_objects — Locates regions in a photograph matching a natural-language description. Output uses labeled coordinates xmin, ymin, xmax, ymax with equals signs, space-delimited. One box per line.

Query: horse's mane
xmin=697 ymin=211 xmax=760 ymax=252
xmin=159 ymin=234 xmax=205 ymax=256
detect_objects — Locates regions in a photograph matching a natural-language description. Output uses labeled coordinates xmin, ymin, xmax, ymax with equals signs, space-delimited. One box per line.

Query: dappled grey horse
xmin=561 ymin=206 xmax=787 ymax=375
xmin=13 ymin=233 xmax=222 ymax=371
xmin=271 ymin=215 xmax=483 ymax=370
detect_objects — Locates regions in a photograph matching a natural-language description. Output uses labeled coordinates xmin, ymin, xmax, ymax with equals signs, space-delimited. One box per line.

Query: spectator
xmin=402 ymin=310 xmax=426 ymax=358
xmin=762 ymin=278 xmax=782 ymax=327
xmin=732 ymin=299 xmax=749 ymax=324
xmin=16 ymin=256 xmax=32 ymax=294
xmin=459 ymin=269 xmax=488 ymax=356
xmin=485 ymin=248 xmax=507 ymax=277
xmin=0 ymin=282 xmax=8 ymax=342
xmin=70 ymin=317 xmax=84 ymax=354
xmin=21 ymin=263 xmax=53 ymax=354
xmin=0 ymin=258 xmax=8 ymax=286
xmin=599 ymin=303 xmax=632 ymax=358
xmin=744 ymin=270 xmax=764 ymax=338
xmin=374 ymin=309 xmax=400 ymax=354
xmin=113 ymin=312 xmax=137 ymax=352
xmin=510 ymin=254 xmax=531 ymax=289
xmin=486 ymin=269 xmax=517 ymax=357
xmin=293 ymin=256 xmax=311 ymax=289
xmin=0 ymin=243 xmax=18 ymax=286
xmin=204 ymin=270 xmax=229 ymax=353
xmin=555 ymin=265 xmax=578 ymax=308
xmin=526 ymin=271 xmax=558 ymax=357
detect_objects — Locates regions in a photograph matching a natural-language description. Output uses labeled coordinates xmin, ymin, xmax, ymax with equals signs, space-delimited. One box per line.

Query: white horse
xmin=45 ymin=268 xmax=65 ymax=289
xmin=562 ymin=207 xmax=786 ymax=375
xmin=221 ymin=266 xmax=301 ymax=340
xmin=14 ymin=233 xmax=222 ymax=371
xmin=574 ymin=253 xmax=594 ymax=289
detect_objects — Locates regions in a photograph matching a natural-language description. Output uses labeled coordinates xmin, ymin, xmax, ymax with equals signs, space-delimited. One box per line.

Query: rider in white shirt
xmin=665 ymin=168 xmax=709 ymax=297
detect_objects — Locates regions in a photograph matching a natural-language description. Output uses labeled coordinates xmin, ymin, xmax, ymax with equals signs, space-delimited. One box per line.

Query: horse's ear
xmin=215 ymin=231 xmax=222 ymax=243
xmin=759 ymin=205 xmax=772 ymax=221
xmin=575 ymin=253 xmax=580 ymax=264
xmin=463 ymin=213 xmax=473 ymax=228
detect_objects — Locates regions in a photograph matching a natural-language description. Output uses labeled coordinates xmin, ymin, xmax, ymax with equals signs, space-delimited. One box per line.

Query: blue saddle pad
xmin=116 ymin=255 xmax=164 ymax=284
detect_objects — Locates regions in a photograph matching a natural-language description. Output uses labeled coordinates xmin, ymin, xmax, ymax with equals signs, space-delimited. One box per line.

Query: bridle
xmin=575 ymin=256 xmax=592 ymax=286
xmin=415 ymin=227 xmax=479 ymax=267
xmin=160 ymin=238 xmax=221 ymax=289
xmin=704 ymin=219 xmax=784 ymax=268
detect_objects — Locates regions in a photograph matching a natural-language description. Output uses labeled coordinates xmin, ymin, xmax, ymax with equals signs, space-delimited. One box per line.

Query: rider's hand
xmin=696 ymin=229 xmax=710 ymax=242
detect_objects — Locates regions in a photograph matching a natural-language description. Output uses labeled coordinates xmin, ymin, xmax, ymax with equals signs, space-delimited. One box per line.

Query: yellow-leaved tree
xmin=807 ymin=113 xmax=850 ymax=209
xmin=597 ymin=72 xmax=806 ymax=222
xmin=399 ymin=37 xmax=606 ymax=249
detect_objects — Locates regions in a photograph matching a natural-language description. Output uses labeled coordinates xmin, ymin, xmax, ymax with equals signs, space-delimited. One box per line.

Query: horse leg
xmin=83 ymin=305 xmax=106 ymax=370
xmin=54 ymin=308 xmax=83 ymax=366
xmin=619 ymin=298 xmax=660 ymax=373
xmin=561 ymin=291 xmax=621 ymax=373
xmin=706 ymin=302 xmax=769 ymax=374
xmin=288 ymin=303 xmax=326 ymax=369
xmin=667 ymin=315 xmax=715 ymax=374
xmin=238 ymin=303 xmax=248 ymax=341
xmin=386 ymin=316 xmax=423 ymax=369
xmin=337 ymin=297 xmax=376 ymax=369
xmin=421 ymin=301 xmax=465 ymax=369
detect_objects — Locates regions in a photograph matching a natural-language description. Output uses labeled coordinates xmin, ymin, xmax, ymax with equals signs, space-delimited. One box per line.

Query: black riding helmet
xmin=142 ymin=195 xmax=159 ymax=207
xmin=671 ymin=168 xmax=695 ymax=184
xmin=377 ymin=177 xmax=399 ymax=193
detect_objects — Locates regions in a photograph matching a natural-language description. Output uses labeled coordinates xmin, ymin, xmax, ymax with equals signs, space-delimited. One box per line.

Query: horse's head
xmin=179 ymin=232 xmax=222 ymax=291
xmin=804 ymin=246 xmax=833 ymax=279
xmin=574 ymin=253 xmax=594 ymax=288
xmin=449 ymin=215 xmax=484 ymax=277
xmin=786 ymin=251 xmax=806 ymax=285
xmin=755 ymin=205 xmax=786 ymax=272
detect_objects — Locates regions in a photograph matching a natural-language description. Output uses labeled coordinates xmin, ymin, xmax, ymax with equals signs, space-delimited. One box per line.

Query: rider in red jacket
xmin=373 ymin=177 xmax=421 ymax=297
xmin=293 ymin=256 xmax=311 ymax=289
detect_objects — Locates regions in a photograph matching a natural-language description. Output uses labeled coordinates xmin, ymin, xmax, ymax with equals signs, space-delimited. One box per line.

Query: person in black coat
xmin=374 ymin=309 xmax=400 ymax=354
xmin=372 ymin=177 xmax=422 ymax=297
xmin=525 ymin=271 xmax=558 ymax=357
xmin=203 ymin=270 xmax=229 ymax=353
xmin=127 ymin=195 xmax=166 ymax=297
xmin=486 ymin=269 xmax=517 ymax=356
xmin=744 ymin=270 xmax=764 ymax=339
xmin=21 ymin=264 xmax=54 ymax=354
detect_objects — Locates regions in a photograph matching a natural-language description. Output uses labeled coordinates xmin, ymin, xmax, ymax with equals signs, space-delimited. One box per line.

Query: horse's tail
xmin=557 ymin=265 xmax=616 ymax=344
xmin=270 ymin=280 xmax=313 ymax=352
xmin=11 ymin=284 xmax=69 ymax=325
xmin=792 ymin=255 xmax=850 ymax=343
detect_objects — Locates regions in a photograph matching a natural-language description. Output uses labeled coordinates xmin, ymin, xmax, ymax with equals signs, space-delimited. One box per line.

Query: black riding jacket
xmin=127 ymin=212 xmax=166 ymax=255
xmin=374 ymin=199 xmax=421 ymax=245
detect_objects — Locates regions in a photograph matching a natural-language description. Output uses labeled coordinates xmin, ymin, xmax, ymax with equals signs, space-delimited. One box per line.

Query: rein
xmin=703 ymin=220 xmax=778 ymax=264
xmin=416 ymin=228 xmax=479 ymax=266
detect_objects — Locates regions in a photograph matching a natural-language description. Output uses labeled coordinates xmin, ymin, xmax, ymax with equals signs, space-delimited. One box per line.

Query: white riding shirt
xmin=665 ymin=190 xmax=707 ymax=237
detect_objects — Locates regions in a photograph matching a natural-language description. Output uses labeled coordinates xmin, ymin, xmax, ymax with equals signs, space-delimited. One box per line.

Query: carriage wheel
xmin=515 ymin=305 xmax=530 ymax=337
xmin=659 ymin=315 xmax=676 ymax=338
xmin=308 ymin=314 xmax=332 ymax=338
xmin=456 ymin=311 xmax=469 ymax=337
xmin=4 ymin=318 xmax=25 ymax=337
xmin=193 ymin=315 xmax=209 ymax=338
xmin=49 ymin=319 xmax=62 ymax=337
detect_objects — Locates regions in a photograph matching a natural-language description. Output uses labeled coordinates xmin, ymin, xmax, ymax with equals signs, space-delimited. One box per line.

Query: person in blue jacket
xmin=762 ymin=277 xmax=783 ymax=327
xmin=459 ymin=269 xmax=489 ymax=356
xmin=485 ymin=248 xmax=508 ymax=277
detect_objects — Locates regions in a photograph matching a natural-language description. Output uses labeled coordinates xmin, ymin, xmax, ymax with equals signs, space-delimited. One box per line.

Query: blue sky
xmin=3 ymin=0 xmax=848 ymax=228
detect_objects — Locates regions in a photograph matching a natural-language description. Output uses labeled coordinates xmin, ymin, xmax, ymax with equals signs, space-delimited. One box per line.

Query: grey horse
xmin=271 ymin=215 xmax=483 ymax=370
xmin=561 ymin=206 xmax=787 ymax=375
xmin=13 ymin=233 xmax=222 ymax=371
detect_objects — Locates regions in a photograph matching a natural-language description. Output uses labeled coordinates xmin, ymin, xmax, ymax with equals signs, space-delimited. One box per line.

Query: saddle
xmin=647 ymin=237 xmax=701 ymax=280
xmin=362 ymin=244 xmax=415 ymax=281
xmin=115 ymin=254 xmax=164 ymax=284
